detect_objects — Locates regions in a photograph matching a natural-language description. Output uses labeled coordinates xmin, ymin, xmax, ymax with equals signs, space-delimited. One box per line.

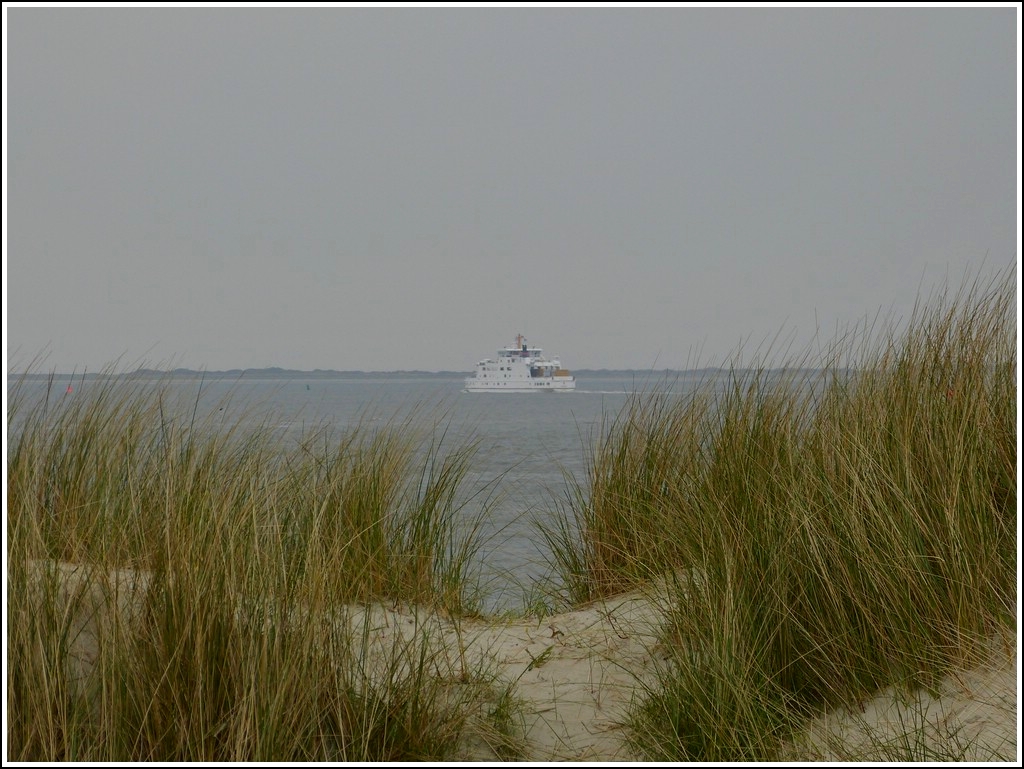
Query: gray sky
xmin=5 ymin=6 xmax=1019 ymax=372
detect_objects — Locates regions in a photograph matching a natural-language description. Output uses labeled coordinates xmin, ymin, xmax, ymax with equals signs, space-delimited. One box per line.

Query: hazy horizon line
xmin=8 ymin=364 xmax=844 ymax=381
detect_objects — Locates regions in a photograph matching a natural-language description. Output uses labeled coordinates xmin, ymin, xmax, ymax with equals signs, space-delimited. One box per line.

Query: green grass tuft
xmin=543 ymin=265 xmax=1017 ymax=761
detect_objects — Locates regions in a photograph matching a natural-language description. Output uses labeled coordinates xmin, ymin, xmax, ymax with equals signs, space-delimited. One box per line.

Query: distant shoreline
xmin=7 ymin=366 xmax=834 ymax=382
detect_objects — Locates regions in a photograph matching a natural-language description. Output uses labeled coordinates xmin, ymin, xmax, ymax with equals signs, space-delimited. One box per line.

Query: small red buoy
xmin=66 ymin=385 xmax=73 ymax=394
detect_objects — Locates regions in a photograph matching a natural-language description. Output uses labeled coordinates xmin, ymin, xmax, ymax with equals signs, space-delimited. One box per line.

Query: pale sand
xmin=30 ymin=562 xmax=1020 ymax=762
xmin=794 ymin=631 xmax=1018 ymax=762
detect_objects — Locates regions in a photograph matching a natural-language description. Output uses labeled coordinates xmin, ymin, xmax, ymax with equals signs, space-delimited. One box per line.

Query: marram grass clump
xmin=544 ymin=267 xmax=1016 ymax=761
xmin=6 ymin=375 xmax=510 ymax=761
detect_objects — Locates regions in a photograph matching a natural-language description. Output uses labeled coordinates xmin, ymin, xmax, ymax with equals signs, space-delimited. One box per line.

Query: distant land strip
xmin=9 ymin=367 xmax=834 ymax=381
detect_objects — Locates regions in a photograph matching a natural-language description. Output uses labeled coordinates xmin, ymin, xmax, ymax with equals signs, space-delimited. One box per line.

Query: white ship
xmin=464 ymin=334 xmax=576 ymax=392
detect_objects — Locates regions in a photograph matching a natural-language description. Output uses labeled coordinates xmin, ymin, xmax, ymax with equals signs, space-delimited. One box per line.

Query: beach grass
xmin=543 ymin=266 xmax=1017 ymax=761
xmin=6 ymin=375 xmax=511 ymax=761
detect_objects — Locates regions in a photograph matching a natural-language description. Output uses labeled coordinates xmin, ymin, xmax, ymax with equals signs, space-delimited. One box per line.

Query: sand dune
xmin=30 ymin=561 xmax=1019 ymax=762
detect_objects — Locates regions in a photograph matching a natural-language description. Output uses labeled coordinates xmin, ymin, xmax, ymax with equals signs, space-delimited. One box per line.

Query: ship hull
xmin=463 ymin=379 xmax=575 ymax=392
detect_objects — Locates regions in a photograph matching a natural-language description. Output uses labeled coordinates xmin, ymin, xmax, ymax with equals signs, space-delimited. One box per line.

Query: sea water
xmin=8 ymin=371 xmax=729 ymax=611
